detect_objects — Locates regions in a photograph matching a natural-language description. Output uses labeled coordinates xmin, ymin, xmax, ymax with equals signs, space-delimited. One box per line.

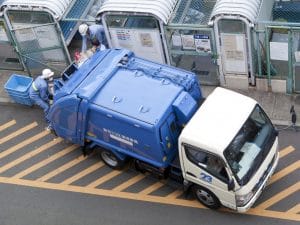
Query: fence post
xmin=287 ymin=29 xmax=293 ymax=94
xmin=265 ymin=27 xmax=271 ymax=88
xmin=255 ymin=30 xmax=262 ymax=77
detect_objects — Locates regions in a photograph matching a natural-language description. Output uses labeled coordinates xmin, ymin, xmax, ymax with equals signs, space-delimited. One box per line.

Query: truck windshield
xmin=224 ymin=105 xmax=277 ymax=185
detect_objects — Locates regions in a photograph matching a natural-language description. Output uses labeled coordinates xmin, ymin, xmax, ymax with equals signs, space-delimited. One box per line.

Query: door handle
xmin=186 ymin=171 xmax=197 ymax=178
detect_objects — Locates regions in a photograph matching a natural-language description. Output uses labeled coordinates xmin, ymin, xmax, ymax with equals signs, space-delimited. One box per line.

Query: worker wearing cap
xmin=78 ymin=23 xmax=107 ymax=53
xmin=29 ymin=69 xmax=54 ymax=129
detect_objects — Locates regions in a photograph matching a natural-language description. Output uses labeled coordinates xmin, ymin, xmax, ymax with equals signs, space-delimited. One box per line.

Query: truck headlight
xmin=236 ymin=192 xmax=254 ymax=207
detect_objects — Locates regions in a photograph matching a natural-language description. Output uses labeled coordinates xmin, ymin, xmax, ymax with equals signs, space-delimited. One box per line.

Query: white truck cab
xmin=179 ymin=87 xmax=279 ymax=212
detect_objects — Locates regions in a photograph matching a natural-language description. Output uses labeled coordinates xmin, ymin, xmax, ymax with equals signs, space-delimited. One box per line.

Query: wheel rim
xmin=196 ymin=189 xmax=215 ymax=206
xmin=101 ymin=151 xmax=118 ymax=167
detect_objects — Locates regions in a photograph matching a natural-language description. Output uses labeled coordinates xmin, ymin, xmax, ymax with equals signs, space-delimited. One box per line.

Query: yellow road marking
xmin=87 ymin=169 xmax=123 ymax=188
xmin=60 ymin=162 xmax=105 ymax=185
xmin=287 ymin=204 xmax=300 ymax=214
xmin=165 ymin=189 xmax=183 ymax=199
xmin=0 ymin=130 xmax=51 ymax=160
xmin=279 ymin=146 xmax=295 ymax=159
xmin=113 ymin=174 xmax=145 ymax=191
xmin=0 ymin=120 xmax=16 ymax=132
xmin=0 ymin=122 xmax=38 ymax=145
xmin=0 ymin=137 xmax=63 ymax=174
xmin=269 ymin=161 xmax=300 ymax=185
xmin=247 ymin=208 xmax=300 ymax=222
xmin=256 ymin=181 xmax=300 ymax=210
xmin=12 ymin=145 xmax=78 ymax=179
xmin=139 ymin=181 xmax=166 ymax=195
xmin=37 ymin=154 xmax=92 ymax=182
xmin=2 ymin=176 xmax=300 ymax=221
xmin=0 ymin=176 xmax=205 ymax=210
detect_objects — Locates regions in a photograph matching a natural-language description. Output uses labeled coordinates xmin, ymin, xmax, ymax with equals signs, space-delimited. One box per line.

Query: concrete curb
xmin=0 ymin=97 xmax=12 ymax=104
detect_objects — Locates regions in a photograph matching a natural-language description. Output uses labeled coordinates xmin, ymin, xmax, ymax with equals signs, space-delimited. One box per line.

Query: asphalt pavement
xmin=1 ymin=69 xmax=300 ymax=127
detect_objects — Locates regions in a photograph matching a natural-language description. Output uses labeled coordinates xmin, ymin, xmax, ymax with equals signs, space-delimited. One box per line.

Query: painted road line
xmin=269 ymin=161 xmax=300 ymax=185
xmin=0 ymin=137 xmax=63 ymax=174
xmin=2 ymin=177 xmax=300 ymax=222
xmin=0 ymin=120 xmax=16 ymax=132
xmin=286 ymin=204 xmax=300 ymax=214
xmin=86 ymin=169 xmax=124 ymax=188
xmin=279 ymin=146 xmax=295 ymax=159
xmin=256 ymin=181 xmax=300 ymax=210
xmin=60 ymin=161 xmax=105 ymax=185
xmin=165 ymin=189 xmax=183 ymax=199
xmin=0 ymin=176 xmax=206 ymax=211
xmin=139 ymin=181 xmax=166 ymax=195
xmin=0 ymin=122 xmax=38 ymax=145
xmin=113 ymin=174 xmax=145 ymax=191
xmin=12 ymin=145 xmax=78 ymax=179
xmin=37 ymin=153 xmax=94 ymax=182
xmin=247 ymin=208 xmax=300 ymax=222
xmin=0 ymin=130 xmax=51 ymax=160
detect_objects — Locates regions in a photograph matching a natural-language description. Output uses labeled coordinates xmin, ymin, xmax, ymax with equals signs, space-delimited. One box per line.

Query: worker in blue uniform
xmin=29 ymin=68 xmax=54 ymax=130
xmin=78 ymin=23 xmax=107 ymax=53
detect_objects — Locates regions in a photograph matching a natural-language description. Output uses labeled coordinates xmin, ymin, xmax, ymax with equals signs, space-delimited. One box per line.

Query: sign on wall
xmin=109 ymin=28 xmax=165 ymax=64
xmin=194 ymin=34 xmax=211 ymax=53
xmin=270 ymin=42 xmax=288 ymax=61
xmin=221 ymin=33 xmax=247 ymax=74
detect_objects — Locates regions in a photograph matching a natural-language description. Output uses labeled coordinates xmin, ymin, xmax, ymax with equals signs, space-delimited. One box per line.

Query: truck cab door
xmin=181 ymin=144 xmax=236 ymax=209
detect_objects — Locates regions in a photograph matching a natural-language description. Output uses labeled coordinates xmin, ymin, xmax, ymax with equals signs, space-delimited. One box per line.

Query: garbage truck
xmin=48 ymin=49 xmax=279 ymax=212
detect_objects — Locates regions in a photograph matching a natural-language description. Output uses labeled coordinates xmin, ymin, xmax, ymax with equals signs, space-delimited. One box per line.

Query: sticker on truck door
xmin=200 ymin=172 xmax=212 ymax=183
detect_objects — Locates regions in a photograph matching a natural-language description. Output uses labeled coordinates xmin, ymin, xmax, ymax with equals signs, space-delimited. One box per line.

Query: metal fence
xmin=165 ymin=25 xmax=219 ymax=85
xmin=253 ymin=0 xmax=300 ymax=93
xmin=171 ymin=0 xmax=217 ymax=25
xmin=165 ymin=0 xmax=219 ymax=85
xmin=2 ymin=8 xmax=72 ymax=77
xmin=12 ymin=23 xmax=70 ymax=75
xmin=0 ymin=19 xmax=23 ymax=71
xmin=10 ymin=22 xmax=71 ymax=77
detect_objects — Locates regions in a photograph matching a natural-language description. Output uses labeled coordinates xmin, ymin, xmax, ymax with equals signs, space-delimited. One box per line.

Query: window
xmin=224 ymin=105 xmax=276 ymax=185
xmin=185 ymin=145 xmax=229 ymax=182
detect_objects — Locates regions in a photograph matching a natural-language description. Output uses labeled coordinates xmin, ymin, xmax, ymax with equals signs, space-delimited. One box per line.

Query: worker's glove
xmin=91 ymin=46 xmax=97 ymax=52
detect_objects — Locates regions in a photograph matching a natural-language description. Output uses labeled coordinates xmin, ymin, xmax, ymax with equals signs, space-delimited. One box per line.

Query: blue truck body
xmin=48 ymin=49 xmax=202 ymax=168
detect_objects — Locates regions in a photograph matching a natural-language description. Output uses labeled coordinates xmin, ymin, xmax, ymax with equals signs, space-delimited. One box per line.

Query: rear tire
xmin=100 ymin=149 xmax=126 ymax=170
xmin=192 ymin=185 xmax=220 ymax=209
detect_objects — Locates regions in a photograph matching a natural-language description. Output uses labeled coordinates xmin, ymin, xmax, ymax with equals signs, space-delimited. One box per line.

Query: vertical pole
xmin=265 ymin=27 xmax=271 ymax=87
xmin=160 ymin=21 xmax=171 ymax=65
xmin=256 ymin=30 xmax=262 ymax=77
xmin=287 ymin=29 xmax=293 ymax=94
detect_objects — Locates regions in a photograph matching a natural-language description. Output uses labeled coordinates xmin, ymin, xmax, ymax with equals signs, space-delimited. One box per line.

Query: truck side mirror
xmin=227 ymin=179 xmax=235 ymax=191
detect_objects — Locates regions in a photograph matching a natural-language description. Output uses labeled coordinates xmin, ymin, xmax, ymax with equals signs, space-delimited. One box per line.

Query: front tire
xmin=100 ymin=149 xmax=126 ymax=170
xmin=193 ymin=185 xmax=220 ymax=209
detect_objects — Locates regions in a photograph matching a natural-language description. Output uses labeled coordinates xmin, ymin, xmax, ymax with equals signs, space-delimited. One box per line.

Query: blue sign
xmin=194 ymin=34 xmax=209 ymax=39
xmin=200 ymin=172 xmax=212 ymax=183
